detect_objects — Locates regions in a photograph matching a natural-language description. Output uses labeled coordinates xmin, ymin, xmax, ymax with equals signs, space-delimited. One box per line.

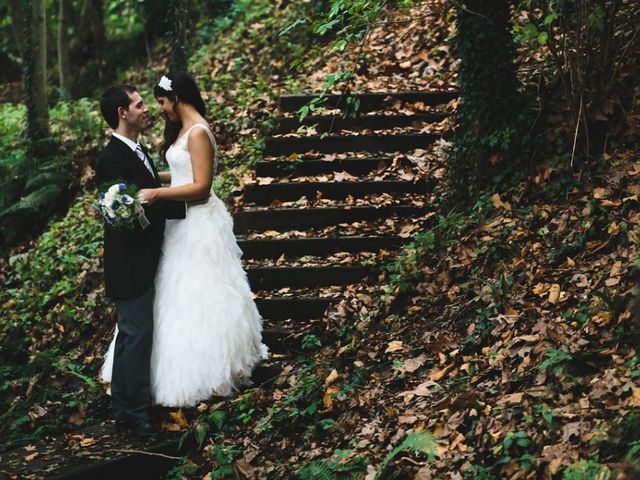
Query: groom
xmin=96 ymin=85 xmax=186 ymax=439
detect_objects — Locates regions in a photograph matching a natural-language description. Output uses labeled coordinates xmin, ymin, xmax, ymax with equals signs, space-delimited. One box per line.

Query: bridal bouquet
xmin=97 ymin=182 xmax=150 ymax=230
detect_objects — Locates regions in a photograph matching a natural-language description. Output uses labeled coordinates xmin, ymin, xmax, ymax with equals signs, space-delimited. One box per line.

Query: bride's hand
xmin=138 ymin=188 xmax=160 ymax=205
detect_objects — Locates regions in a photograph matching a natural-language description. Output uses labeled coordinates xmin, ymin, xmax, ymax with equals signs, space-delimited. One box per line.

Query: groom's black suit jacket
xmin=95 ymin=136 xmax=185 ymax=299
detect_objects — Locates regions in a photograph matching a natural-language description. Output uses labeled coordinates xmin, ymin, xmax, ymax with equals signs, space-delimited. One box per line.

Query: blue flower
xmin=110 ymin=202 xmax=118 ymax=210
xmin=118 ymin=183 xmax=126 ymax=191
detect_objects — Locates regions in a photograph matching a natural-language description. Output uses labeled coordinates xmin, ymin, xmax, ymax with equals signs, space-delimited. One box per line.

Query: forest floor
xmin=1 ymin=1 xmax=639 ymax=479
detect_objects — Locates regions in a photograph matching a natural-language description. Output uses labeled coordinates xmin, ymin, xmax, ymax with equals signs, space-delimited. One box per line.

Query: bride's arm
xmin=140 ymin=128 xmax=213 ymax=203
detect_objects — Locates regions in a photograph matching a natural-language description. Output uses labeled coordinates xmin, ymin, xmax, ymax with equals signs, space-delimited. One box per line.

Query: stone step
xmin=243 ymin=180 xmax=432 ymax=205
xmin=265 ymin=133 xmax=440 ymax=156
xmin=276 ymin=113 xmax=449 ymax=134
xmin=279 ymin=91 xmax=458 ymax=113
xmin=233 ymin=205 xmax=429 ymax=234
xmin=247 ymin=265 xmax=373 ymax=289
xmin=256 ymin=328 xmax=292 ymax=354
xmin=256 ymin=157 xmax=394 ymax=178
xmin=256 ymin=296 xmax=331 ymax=319
xmin=239 ymin=235 xmax=406 ymax=259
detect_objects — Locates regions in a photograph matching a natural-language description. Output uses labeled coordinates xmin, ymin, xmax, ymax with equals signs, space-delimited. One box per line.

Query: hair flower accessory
xmin=158 ymin=76 xmax=173 ymax=91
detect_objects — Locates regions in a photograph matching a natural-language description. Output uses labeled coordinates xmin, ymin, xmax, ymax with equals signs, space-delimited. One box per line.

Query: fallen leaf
xmin=80 ymin=437 xmax=96 ymax=447
xmin=629 ymin=387 xmax=640 ymax=407
xmin=429 ymin=364 xmax=454 ymax=382
xmin=498 ymin=392 xmax=524 ymax=405
xmin=235 ymin=459 xmax=256 ymax=479
xmin=169 ymin=409 xmax=189 ymax=429
xmin=397 ymin=354 xmax=427 ymax=374
xmin=324 ymin=369 xmax=339 ymax=385
xmin=323 ymin=386 xmax=340 ymax=410
xmin=385 ymin=341 xmax=404 ymax=353
xmin=491 ymin=193 xmax=511 ymax=211
xmin=548 ymin=284 xmax=561 ymax=304
xmin=398 ymin=414 xmax=418 ymax=424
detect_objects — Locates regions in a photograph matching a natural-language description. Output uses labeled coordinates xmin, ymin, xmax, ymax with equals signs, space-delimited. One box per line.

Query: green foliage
xmin=561 ymin=460 xmax=610 ymax=480
xmin=302 ymin=334 xmax=322 ymax=351
xmin=209 ymin=444 xmax=241 ymax=479
xmin=257 ymin=370 xmax=323 ymax=434
xmin=376 ymin=431 xmax=437 ymax=479
xmin=165 ymin=458 xmax=199 ymax=480
xmin=463 ymin=464 xmax=497 ymax=480
xmin=539 ymin=348 xmax=574 ymax=375
xmin=298 ymin=449 xmax=369 ymax=480
xmin=492 ymin=431 xmax=536 ymax=472
xmin=0 ymin=191 xmax=107 ymax=448
xmin=382 ymin=212 xmax=469 ymax=298
xmin=0 ymin=98 xmax=103 ymax=251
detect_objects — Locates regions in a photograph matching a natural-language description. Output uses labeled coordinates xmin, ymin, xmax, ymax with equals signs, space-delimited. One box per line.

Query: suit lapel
xmin=110 ymin=136 xmax=159 ymax=185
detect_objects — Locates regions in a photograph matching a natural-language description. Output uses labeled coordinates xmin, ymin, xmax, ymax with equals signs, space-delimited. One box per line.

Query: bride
xmin=102 ymin=72 xmax=268 ymax=406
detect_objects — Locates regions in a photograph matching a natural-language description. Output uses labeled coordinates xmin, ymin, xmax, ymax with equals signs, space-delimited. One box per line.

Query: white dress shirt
xmin=112 ymin=132 xmax=155 ymax=177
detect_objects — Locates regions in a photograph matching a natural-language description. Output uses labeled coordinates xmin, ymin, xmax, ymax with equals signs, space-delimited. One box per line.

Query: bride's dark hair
xmin=154 ymin=72 xmax=207 ymax=160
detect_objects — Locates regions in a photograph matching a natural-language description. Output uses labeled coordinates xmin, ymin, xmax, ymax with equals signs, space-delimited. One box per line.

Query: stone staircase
xmin=234 ymin=90 xmax=457 ymax=352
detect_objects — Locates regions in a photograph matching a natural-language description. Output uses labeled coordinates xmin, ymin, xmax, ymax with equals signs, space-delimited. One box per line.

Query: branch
xmin=109 ymin=448 xmax=182 ymax=460
xmin=570 ymin=93 xmax=583 ymax=167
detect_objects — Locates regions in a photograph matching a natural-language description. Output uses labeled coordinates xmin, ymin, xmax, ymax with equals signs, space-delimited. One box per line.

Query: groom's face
xmin=120 ymin=91 xmax=150 ymax=133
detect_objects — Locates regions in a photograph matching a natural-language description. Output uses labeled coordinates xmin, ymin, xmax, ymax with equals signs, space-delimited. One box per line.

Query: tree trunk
xmin=57 ymin=0 xmax=72 ymax=99
xmin=79 ymin=0 xmax=105 ymax=81
xmin=7 ymin=0 xmax=26 ymax=52
xmin=23 ymin=0 xmax=49 ymax=141
xmin=169 ymin=0 xmax=189 ymax=72
xmin=33 ymin=0 xmax=48 ymax=130
xmin=447 ymin=0 xmax=530 ymax=203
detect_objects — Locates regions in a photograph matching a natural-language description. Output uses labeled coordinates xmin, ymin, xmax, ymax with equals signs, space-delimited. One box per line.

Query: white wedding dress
xmin=101 ymin=123 xmax=268 ymax=406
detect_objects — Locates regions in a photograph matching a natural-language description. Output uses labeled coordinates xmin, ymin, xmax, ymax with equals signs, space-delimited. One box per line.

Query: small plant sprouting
xmin=302 ymin=334 xmax=322 ymax=351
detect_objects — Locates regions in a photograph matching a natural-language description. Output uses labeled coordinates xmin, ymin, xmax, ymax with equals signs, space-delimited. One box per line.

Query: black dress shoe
xmin=131 ymin=419 xmax=159 ymax=440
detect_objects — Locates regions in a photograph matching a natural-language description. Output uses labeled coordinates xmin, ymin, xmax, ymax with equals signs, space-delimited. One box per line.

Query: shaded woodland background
xmin=0 ymin=0 xmax=639 ymax=478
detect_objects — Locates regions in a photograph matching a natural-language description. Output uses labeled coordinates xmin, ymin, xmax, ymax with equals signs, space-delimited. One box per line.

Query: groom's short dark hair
xmin=100 ymin=85 xmax=137 ymax=129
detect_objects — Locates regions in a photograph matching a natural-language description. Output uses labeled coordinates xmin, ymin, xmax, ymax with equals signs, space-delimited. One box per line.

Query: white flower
xmin=158 ymin=76 xmax=172 ymax=91
xmin=104 ymin=191 xmax=115 ymax=205
xmin=121 ymin=194 xmax=134 ymax=205
xmin=108 ymin=184 xmax=121 ymax=194
xmin=119 ymin=208 xmax=131 ymax=218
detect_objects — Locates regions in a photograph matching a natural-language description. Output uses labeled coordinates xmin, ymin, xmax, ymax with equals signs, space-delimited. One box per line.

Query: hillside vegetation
xmin=1 ymin=1 xmax=639 ymax=479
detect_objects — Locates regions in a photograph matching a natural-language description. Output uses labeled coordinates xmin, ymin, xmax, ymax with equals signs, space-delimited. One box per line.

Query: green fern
xmin=56 ymin=361 xmax=99 ymax=394
xmin=376 ymin=431 xmax=437 ymax=479
xmin=298 ymin=459 xmax=337 ymax=480
xmin=195 ymin=422 xmax=209 ymax=449
xmin=208 ymin=409 xmax=227 ymax=431
xmin=298 ymin=450 xmax=368 ymax=480
xmin=25 ymin=168 xmax=67 ymax=190
xmin=0 ymin=184 xmax=63 ymax=217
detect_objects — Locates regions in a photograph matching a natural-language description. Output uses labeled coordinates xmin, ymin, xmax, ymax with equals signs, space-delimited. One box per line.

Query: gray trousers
xmin=112 ymin=286 xmax=154 ymax=422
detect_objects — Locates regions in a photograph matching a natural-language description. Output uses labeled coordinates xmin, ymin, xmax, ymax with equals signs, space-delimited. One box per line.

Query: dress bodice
xmin=166 ymin=124 xmax=218 ymax=187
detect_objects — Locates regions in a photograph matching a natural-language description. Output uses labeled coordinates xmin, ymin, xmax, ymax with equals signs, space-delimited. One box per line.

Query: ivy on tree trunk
xmin=169 ymin=0 xmax=189 ymax=73
xmin=448 ymin=0 xmax=531 ymax=204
